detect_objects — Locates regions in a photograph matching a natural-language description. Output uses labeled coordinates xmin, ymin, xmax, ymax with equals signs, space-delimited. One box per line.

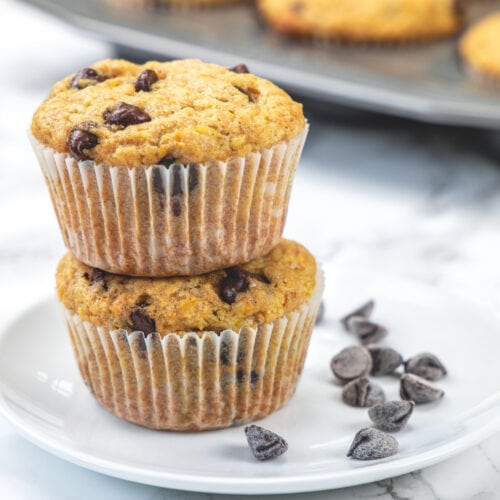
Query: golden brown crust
xmin=56 ymin=239 xmax=317 ymax=334
xmin=31 ymin=59 xmax=305 ymax=167
xmin=460 ymin=12 xmax=500 ymax=80
xmin=258 ymin=0 xmax=464 ymax=42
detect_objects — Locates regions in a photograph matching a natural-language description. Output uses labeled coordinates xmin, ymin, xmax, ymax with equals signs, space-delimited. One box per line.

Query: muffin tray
xmin=20 ymin=0 xmax=500 ymax=128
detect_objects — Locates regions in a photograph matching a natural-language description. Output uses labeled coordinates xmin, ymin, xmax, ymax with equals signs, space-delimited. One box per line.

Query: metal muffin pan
xmin=19 ymin=0 xmax=500 ymax=128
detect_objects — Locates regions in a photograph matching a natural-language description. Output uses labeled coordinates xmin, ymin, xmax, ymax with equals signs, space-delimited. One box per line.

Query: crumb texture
xmin=258 ymin=0 xmax=463 ymax=42
xmin=56 ymin=239 xmax=317 ymax=334
xmin=31 ymin=59 xmax=305 ymax=167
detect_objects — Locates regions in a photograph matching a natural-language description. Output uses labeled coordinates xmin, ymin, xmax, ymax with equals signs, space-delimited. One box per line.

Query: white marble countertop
xmin=2 ymin=1 xmax=500 ymax=498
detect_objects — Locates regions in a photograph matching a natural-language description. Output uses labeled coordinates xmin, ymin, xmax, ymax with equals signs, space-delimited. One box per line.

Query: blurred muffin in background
xmin=460 ymin=12 xmax=500 ymax=84
xmin=104 ymin=0 xmax=247 ymax=8
xmin=258 ymin=0 xmax=464 ymax=43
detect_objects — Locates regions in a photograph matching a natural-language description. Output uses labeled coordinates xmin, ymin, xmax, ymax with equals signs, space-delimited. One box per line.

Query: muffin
xmin=31 ymin=59 xmax=307 ymax=277
xmin=56 ymin=239 xmax=323 ymax=431
xmin=105 ymin=0 xmax=245 ymax=8
xmin=258 ymin=0 xmax=464 ymax=43
xmin=460 ymin=12 xmax=500 ymax=83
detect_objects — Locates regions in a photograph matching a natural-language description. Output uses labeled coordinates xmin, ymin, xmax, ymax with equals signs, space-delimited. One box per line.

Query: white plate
xmin=1 ymin=266 xmax=500 ymax=495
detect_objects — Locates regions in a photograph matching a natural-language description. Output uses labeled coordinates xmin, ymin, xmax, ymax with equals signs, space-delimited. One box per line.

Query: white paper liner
xmin=30 ymin=127 xmax=307 ymax=277
xmin=63 ymin=268 xmax=323 ymax=431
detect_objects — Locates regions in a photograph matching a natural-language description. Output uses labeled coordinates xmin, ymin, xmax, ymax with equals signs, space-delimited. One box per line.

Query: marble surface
xmin=2 ymin=0 xmax=500 ymax=498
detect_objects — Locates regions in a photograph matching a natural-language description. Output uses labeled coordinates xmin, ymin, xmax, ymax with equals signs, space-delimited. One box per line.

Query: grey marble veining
xmin=1 ymin=0 xmax=500 ymax=498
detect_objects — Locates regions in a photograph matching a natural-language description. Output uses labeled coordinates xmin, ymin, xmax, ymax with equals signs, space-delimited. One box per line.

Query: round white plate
xmin=1 ymin=265 xmax=500 ymax=495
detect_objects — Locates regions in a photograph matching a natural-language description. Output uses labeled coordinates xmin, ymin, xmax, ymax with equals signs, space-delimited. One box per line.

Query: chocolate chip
xmin=236 ymin=350 xmax=245 ymax=364
xmin=400 ymin=373 xmax=444 ymax=404
xmin=219 ymin=267 xmax=250 ymax=304
xmin=130 ymin=307 xmax=156 ymax=335
xmin=70 ymin=67 xmax=106 ymax=89
xmin=236 ymin=369 xmax=244 ymax=384
xmin=341 ymin=300 xmax=375 ymax=329
xmin=135 ymin=294 xmax=152 ymax=308
xmin=152 ymin=166 xmax=164 ymax=196
xmin=135 ymin=334 xmax=148 ymax=355
xmin=103 ymin=102 xmax=151 ymax=127
xmin=90 ymin=268 xmax=105 ymax=283
xmin=170 ymin=164 xmax=182 ymax=196
xmin=245 ymin=425 xmax=288 ymax=461
xmin=347 ymin=428 xmax=398 ymax=461
xmin=172 ymin=164 xmax=183 ymax=217
xmin=368 ymin=400 xmax=415 ymax=433
xmin=342 ymin=376 xmax=385 ymax=407
xmin=234 ymin=85 xmax=259 ymax=103
xmin=158 ymin=154 xmax=177 ymax=167
xmin=135 ymin=69 xmax=158 ymax=92
xmin=347 ymin=317 xmax=387 ymax=345
xmin=250 ymin=370 xmax=259 ymax=384
xmin=68 ymin=125 xmax=98 ymax=161
xmin=405 ymin=353 xmax=447 ymax=381
xmin=330 ymin=346 xmax=372 ymax=383
xmin=453 ymin=0 xmax=465 ymax=17
xmin=188 ymin=164 xmax=199 ymax=192
xmin=367 ymin=345 xmax=403 ymax=376
xmin=220 ymin=341 xmax=231 ymax=365
xmin=228 ymin=64 xmax=250 ymax=74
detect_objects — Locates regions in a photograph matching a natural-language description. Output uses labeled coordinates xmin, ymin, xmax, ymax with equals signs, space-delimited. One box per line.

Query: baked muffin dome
xmin=31 ymin=59 xmax=305 ymax=167
xmin=56 ymin=239 xmax=317 ymax=334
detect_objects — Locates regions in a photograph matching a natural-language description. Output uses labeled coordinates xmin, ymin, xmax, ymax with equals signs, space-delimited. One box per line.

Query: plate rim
xmin=1 ymin=296 xmax=500 ymax=494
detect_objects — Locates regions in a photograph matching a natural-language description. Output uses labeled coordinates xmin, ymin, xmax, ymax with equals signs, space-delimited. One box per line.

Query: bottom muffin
xmin=56 ymin=239 xmax=323 ymax=431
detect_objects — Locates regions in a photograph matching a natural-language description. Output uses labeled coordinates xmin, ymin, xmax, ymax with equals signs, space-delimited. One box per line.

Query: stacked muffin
xmin=30 ymin=59 xmax=323 ymax=430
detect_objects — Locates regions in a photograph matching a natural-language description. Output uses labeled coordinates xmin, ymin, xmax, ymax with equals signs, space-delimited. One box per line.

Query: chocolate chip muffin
xmin=56 ymin=239 xmax=323 ymax=431
xmin=258 ymin=0 xmax=464 ymax=43
xmin=460 ymin=12 xmax=500 ymax=83
xmin=31 ymin=59 xmax=307 ymax=277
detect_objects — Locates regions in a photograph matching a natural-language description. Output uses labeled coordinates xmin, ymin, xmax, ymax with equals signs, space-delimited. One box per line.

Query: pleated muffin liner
xmin=30 ymin=126 xmax=308 ymax=277
xmin=62 ymin=268 xmax=324 ymax=431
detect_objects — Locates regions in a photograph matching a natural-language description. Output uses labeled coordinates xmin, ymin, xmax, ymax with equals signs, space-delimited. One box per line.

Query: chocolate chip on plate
xmin=135 ymin=69 xmax=159 ymax=92
xmin=67 ymin=125 xmax=99 ymax=161
xmin=347 ymin=428 xmax=398 ymax=460
xmin=368 ymin=400 xmax=415 ymax=433
xmin=245 ymin=425 xmax=288 ymax=461
xmin=130 ymin=307 xmax=156 ymax=335
xmin=367 ymin=345 xmax=404 ymax=376
xmin=347 ymin=317 xmax=388 ymax=345
xmin=330 ymin=346 xmax=372 ymax=383
xmin=342 ymin=376 xmax=385 ymax=407
xmin=70 ymin=67 xmax=106 ymax=89
xmin=228 ymin=64 xmax=250 ymax=74
xmin=400 ymin=373 xmax=444 ymax=404
xmin=405 ymin=352 xmax=447 ymax=381
xmin=103 ymin=102 xmax=151 ymax=127
xmin=341 ymin=300 xmax=375 ymax=330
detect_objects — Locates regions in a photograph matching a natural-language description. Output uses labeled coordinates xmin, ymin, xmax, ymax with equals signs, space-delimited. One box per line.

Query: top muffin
xmin=31 ymin=59 xmax=305 ymax=167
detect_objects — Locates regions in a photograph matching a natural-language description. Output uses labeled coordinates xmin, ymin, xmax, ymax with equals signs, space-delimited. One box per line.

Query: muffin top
xmin=460 ymin=12 xmax=500 ymax=80
xmin=258 ymin=0 xmax=462 ymax=42
xmin=31 ymin=59 xmax=305 ymax=167
xmin=56 ymin=239 xmax=317 ymax=334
